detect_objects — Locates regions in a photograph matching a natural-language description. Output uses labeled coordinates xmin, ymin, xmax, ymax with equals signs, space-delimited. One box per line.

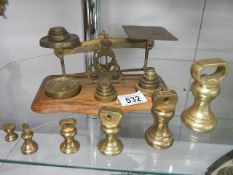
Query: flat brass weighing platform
xmin=31 ymin=74 xmax=167 ymax=115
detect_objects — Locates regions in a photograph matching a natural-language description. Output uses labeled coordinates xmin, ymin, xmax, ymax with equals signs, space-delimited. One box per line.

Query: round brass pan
xmin=45 ymin=77 xmax=81 ymax=99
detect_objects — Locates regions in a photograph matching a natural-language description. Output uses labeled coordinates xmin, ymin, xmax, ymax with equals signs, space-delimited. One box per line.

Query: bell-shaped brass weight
xmin=21 ymin=123 xmax=38 ymax=155
xmin=59 ymin=118 xmax=80 ymax=154
xmin=135 ymin=67 xmax=161 ymax=96
xmin=2 ymin=123 xmax=18 ymax=142
xmin=98 ymin=106 xmax=123 ymax=156
xmin=95 ymin=78 xmax=117 ymax=102
xmin=181 ymin=58 xmax=228 ymax=132
xmin=145 ymin=90 xmax=178 ymax=149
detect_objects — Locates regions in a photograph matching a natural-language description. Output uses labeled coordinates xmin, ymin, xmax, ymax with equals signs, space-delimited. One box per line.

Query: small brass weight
xmin=21 ymin=123 xmax=38 ymax=155
xmin=59 ymin=118 xmax=80 ymax=154
xmin=181 ymin=58 xmax=228 ymax=132
xmin=2 ymin=123 xmax=18 ymax=142
xmin=98 ymin=106 xmax=124 ymax=156
xmin=145 ymin=90 xmax=178 ymax=149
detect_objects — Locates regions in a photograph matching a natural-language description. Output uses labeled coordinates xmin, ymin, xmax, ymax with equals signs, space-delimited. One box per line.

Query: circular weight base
xmin=135 ymin=81 xmax=161 ymax=97
xmin=98 ymin=139 xmax=123 ymax=156
xmin=60 ymin=140 xmax=80 ymax=154
xmin=45 ymin=77 xmax=81 ymax=99
xmin=145 ymin=127 xmax=174 ymax=149
xmin=181 ymin=109 xmax=216 ymax=133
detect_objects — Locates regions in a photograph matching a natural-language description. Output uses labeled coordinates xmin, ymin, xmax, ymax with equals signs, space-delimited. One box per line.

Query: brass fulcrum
xmin=21 ymin=123 xmax=38 ymax=155
xmin=135 ymin=67 xmax=161 ymax=96
xmin=98 ymin=106 xmax=124 ymax=156
xmin=59 ymin=118 xmax=80 ymax=154
xmin=2 ymin=123 xmax=18 ymax=142
xmin=145 ymin=90 xmax=178 ymax=149
xmin=181 ymin=58 xmax=228 ymax=132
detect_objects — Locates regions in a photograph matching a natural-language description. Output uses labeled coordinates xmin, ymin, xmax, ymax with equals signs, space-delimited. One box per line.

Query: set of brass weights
xmin=37 ymin=25 xmax=181 ymax=156
xmin=2 ymin=123 xmax=38 ymax=155
xmin=18 ymin=25 xmax=227 ymax=157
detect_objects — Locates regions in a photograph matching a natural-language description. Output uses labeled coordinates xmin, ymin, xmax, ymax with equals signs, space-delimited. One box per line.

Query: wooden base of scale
xmin=31 ymin=74 xmax=167 ymax=116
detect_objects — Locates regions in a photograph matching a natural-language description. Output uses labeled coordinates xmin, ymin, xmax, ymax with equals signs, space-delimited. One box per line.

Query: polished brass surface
xmin=45 ymin=77 xmax=81 ymax=99
xmin=40 ymin=26 xmax=81 ymax=49
xmin=91 ymin=33 xmax=122 ymax=82
xmin=39 ymin=26 xmax=177 ymax=100
xmin=0 ymin=0 xmax=7 ymax=17
xmin=145 ymin=90 xmax=178 ymax=149
xmin=95 ymin=77 xmax=117 ymax=102
xmin=135 ymin=67 xmax=161 ymax=96
xmin=181 ymin=58 xmax=228 ymax=132
xmin=2 ymin=123 xmax=18 ymax=142
xmin=98 ymin=106 xmax=124 ymax=156
xmin=59 ymin=118 xmax=80 ymax=154
xmin=122 ymin=25 xmax=177 ymax=41
xmin=21 ymin=123 xmax=38 ymax=155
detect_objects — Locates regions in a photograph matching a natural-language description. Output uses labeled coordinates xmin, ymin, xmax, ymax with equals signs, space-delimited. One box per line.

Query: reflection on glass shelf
xmin=180 ymin=118 xmax=233 ymax=145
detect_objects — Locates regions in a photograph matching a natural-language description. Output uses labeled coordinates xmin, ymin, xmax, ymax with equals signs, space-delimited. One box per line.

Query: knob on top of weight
xmin=191 ymin=58 xmax=228 ymax=86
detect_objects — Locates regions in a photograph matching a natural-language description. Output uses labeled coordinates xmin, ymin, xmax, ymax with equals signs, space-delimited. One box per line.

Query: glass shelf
xmin=0 ymin=114 xmax=232 ymax=175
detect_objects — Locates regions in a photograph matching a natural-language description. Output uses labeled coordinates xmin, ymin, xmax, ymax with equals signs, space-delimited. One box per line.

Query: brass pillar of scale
xmin=181 ymin=58 xmax=228 ymax=132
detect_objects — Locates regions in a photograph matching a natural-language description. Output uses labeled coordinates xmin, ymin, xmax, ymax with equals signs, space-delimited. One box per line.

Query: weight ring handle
xmin=191 ymin=58 xmax=228 ymax=85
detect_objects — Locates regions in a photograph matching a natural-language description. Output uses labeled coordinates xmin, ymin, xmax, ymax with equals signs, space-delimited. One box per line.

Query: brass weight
xmin=181 ymin=58 xmax=228 ymax=132
xmin=145 ymin=90 xmax=178 ymax=149
xmin=59 ymin=118 xmax=80 ymax=154
xmin=21 ymin=123 xmax=38 ymax=155
xmin=98 ymin=106 xmax=124 ymax=156
xmin=2 ymin=123 xmax=18 ymax=142
xmin=95 ymin=78 xmax=117 ymax=102
xmin=135 ymin=67 xmax=161 ymax=96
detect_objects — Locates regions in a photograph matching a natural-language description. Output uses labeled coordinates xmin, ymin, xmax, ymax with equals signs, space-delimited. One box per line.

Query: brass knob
xmin=181 ymin=58 xmax=228 ymax=132
xmin=145 ymin=90 xmax=178 ymax=149
xmin=2 ymin=123 xmax=18 ymax=142
xmin=98 ymin=106 xmax=124 ymax=156
xmin=135 ymin=67 xmax=161 ymax=96
xmin=21 ymin=123 xmax=38 ymax=155
xmin=59 ymin=118 xmax=80 ymax=154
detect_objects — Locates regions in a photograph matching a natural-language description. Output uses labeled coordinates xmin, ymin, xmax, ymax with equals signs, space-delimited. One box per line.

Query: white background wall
xmin=0 ymin=0 xmax=232 ymax=130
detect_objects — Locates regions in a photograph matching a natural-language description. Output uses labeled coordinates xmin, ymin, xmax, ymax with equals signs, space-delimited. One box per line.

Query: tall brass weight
xmin=145 ymin=90 xmax=178 ymax=149
xmin=181 ymin=58 xmax=228 ymax=132
xmin=59 ymin=118 xmax=80 ymax=154
xmin=98 ymin=106 xmax=123 ymax=156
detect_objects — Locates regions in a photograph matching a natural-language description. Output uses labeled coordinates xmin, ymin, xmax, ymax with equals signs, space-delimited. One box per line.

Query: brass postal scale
xmin=32 ymin=25 xmax=177 ymax=114
xmin=32 ymin=25 xmax=179 ymax=155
